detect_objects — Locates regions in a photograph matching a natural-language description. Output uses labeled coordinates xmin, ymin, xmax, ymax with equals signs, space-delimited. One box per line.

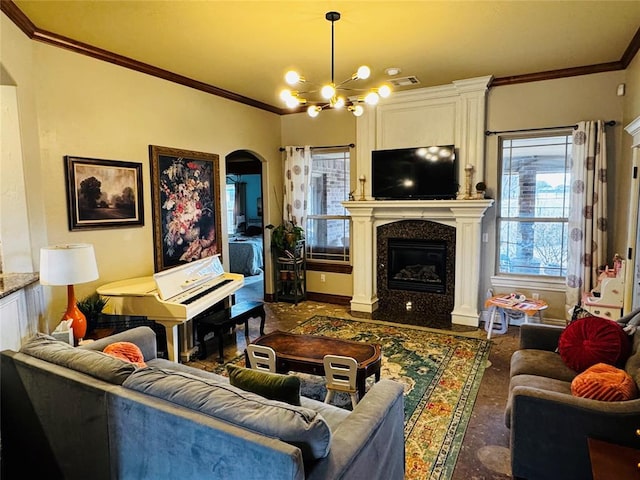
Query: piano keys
xmin=97 ymin=255 xmax=243 ymax=362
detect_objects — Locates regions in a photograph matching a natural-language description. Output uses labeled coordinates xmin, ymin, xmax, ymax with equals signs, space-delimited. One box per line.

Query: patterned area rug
xmin=215 ymin=316 xmax=491 ymax=480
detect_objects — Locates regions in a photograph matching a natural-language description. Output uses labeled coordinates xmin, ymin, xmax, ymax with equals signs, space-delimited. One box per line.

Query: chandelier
xmin=280 ymin=11 xmax=391 ymax=118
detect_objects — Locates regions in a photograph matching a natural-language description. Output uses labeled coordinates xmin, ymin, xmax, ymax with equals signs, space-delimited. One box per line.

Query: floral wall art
xmin=149 ymin=145 xmax=221 ymax=272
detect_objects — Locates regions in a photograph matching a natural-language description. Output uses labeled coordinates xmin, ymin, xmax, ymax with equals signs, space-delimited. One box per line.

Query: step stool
xmin=483 ymin=307 xmax=508 ymax=338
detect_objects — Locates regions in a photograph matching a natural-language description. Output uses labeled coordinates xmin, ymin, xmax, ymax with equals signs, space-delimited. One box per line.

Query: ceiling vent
xmin=389 ymin=76 xmax=420 ymax=87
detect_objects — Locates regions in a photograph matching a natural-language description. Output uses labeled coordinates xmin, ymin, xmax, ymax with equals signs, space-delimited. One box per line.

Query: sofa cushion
xmin=122 ymin=366 xmax=332 ymax=461
xmin=505 ymin=374 xmax=572 ymax=429
xmin=558 ymin=316 xmax=631 ymax=372
xmin=20 ymin=332 xmax=136 ymax=385
xmin=227 ymin=364 xmax=301 ymax=406
xmin=103 ymin=342 xmax=147 ymax=368
xmin=510 ymin=349 xmax=577 ymax=381
xmin=571 ymin=362 xmax=638 ymax=401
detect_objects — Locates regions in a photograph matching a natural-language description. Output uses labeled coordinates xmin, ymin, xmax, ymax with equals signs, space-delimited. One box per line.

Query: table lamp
xmin=40 ymin=243 xmax=99 ymax=341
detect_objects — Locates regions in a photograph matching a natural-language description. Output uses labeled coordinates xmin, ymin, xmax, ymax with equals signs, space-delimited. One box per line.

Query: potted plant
xmin=267 ymin=220 xmax=305 ymax=257
xmin=77 ymin=292 xmax=109 ymax=335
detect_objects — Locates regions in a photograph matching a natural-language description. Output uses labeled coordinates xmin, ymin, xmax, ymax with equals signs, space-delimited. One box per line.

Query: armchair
xmin=506 ymin=323 xmax=640 ymax=480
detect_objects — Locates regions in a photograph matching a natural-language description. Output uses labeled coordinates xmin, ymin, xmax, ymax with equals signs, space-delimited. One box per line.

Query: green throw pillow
xmin=226 ymin=364 xmax=301 ymax=406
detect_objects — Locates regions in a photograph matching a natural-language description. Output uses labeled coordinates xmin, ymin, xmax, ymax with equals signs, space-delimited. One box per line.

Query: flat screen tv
xmin=371 ymin=145 xmax=458 ymax=200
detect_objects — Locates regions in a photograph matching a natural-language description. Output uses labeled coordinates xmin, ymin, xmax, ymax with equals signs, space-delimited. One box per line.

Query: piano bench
xmin=195 ymin=301 xmax=266 ymax=362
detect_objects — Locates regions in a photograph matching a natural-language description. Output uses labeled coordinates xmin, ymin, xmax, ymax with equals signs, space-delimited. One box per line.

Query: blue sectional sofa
xmin=1 ymin=327 xmax=405 ymax=479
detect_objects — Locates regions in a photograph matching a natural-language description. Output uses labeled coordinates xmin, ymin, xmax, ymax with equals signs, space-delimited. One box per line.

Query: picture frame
xmin=149 ymin=145 xmax=222 ymax=272
xmin=64 ymin=156 xmax=144 ymax=231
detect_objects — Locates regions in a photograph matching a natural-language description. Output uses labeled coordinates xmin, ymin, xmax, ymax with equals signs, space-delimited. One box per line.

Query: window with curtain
xmin=498 ymin=133 xmax=572 ymax=277
xmin=306 ymin=148 xmax=350 ymax=263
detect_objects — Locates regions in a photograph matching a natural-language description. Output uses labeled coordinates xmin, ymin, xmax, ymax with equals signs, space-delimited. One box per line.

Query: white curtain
xmin=282 ymin=146 xmax=312 ymax=227
xmin=566 ymin=120 xmax=608 ymax=317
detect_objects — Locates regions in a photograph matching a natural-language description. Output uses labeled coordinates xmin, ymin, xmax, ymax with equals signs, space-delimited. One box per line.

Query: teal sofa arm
xmin=307 ymin=379 xmax=405 ymax=480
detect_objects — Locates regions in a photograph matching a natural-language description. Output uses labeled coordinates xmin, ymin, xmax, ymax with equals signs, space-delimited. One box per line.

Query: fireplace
xmin=388 ymin=238 xmax=446 ymax=294
xmin=376 ymin=220 xmax=455 ymax=327
xmin=343 ymin=199 xmax=494 ymax=327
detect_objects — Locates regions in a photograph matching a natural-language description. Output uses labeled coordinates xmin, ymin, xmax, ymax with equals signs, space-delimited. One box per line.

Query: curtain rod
xmin=279 ymin=143 xmax=355 ymax=152
xmin=485 ymin=120 xmax=616 ymax=136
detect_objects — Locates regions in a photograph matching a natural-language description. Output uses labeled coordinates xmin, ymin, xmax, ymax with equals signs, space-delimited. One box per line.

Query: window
xmin=306 ymin=148 xmax=350 ymax=263
xmin=498 ymin=134 xmax=572 ymax=277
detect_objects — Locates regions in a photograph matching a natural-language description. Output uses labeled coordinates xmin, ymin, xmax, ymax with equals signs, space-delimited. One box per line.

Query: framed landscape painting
xmin=64 ymin=156 xmax=144 ymax=231
xmin=149 ymin=145 xmax=222 ymax=272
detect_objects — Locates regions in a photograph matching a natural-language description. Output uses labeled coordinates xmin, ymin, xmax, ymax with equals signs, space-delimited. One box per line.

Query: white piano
xmin=97 ymin=255 xmax=243 ymax=362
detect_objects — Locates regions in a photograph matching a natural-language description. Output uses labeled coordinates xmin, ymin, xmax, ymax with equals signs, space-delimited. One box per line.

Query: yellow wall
xmin=624 ymin=52 xmax=640 ymax=124
xmin=2 ymin=14 xmax=281 ymax=330
xmin=280 ymin=110 xmax=356 ymax=298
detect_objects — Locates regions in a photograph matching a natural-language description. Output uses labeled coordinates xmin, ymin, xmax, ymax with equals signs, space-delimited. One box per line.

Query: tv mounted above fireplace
xmin=371 ymin=145 xmax=458 ymax=200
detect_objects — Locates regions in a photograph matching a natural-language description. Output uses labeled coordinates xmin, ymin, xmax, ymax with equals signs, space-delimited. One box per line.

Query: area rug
xmin=213 ymin=315 xmax=491 ymax=480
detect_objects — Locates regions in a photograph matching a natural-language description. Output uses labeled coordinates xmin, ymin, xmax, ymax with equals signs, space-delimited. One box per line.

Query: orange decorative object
xmin=63 ymin=284 xmax=87 ymax=341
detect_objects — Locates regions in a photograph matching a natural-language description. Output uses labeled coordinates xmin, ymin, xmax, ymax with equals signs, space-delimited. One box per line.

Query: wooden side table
xmin=588 ymin=437 xmax=640 ymax=480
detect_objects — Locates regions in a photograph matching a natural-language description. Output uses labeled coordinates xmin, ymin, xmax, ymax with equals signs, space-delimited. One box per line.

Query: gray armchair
xmin=506 ymin=323 xmax=640 ymax=480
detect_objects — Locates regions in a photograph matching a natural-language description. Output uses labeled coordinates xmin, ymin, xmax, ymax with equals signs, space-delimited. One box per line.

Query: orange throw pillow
xmin=571 ymin=362 xmax=638 ymax=401
xmin=103 ymin=342 xmax=147 ymax=368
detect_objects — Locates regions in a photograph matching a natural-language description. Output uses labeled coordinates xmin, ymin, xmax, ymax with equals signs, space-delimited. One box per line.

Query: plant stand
xmin=273 ymin=241 xmax=306 ymax=304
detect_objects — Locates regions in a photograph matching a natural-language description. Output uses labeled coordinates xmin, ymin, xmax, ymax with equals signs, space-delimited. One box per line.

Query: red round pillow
xmin=558 ymin=316 xmax=630 ymax=372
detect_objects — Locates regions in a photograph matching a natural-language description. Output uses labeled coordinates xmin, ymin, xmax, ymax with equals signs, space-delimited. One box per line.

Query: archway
xmin=225 ymin=150 xmax=265 ymax=302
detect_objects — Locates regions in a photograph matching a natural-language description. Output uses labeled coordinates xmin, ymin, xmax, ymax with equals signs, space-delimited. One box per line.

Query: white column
xmin=349 ymin=207 xmax=378 ymax=312
xmin=450 ymin=206 xmax=488 ymax=326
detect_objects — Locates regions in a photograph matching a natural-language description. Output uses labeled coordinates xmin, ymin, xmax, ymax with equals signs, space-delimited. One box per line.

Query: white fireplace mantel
xmin=343 ymin=199 xmax=494 ymax=326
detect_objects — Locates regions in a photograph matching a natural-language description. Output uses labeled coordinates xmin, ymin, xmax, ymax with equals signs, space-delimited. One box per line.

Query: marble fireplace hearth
xmin=343 ymin=199 xmax=494 ymax=327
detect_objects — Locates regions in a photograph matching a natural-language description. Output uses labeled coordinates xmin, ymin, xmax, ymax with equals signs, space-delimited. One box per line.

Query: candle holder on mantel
xmin=457 ymin=164 xmax=475 ymax=200
xmin=358 ymin=175 xmax=366 ymax=201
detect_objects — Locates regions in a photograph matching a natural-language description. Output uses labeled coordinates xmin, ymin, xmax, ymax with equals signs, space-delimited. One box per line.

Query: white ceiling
xmin=11 ymin=1 xmax=640 ymax=113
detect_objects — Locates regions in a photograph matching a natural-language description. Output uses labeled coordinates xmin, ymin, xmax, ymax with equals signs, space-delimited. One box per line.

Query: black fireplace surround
xmin=376 ymin=219 xmax=455 ymax=327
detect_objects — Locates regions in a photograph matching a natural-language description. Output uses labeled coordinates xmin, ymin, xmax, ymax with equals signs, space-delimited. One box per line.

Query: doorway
xmin=226 ymin=150 xmax=264 ymax=303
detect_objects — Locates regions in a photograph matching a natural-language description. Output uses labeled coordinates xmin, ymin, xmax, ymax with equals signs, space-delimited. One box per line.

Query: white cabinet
xmin=0 ymin=282 xmax=43 ymax=351
xmin=0 ymin=289 xmax=28 ymax=351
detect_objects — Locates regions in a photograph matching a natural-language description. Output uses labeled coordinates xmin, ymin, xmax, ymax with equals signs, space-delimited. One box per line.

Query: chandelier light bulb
xmin=307 ymin=105 xmax=321 ymax=117
xmin=356 ymin=65 xmax=370 ymax=80
xmin=350 ymin=104 xmax=364 ymax=117
xmin=321 ymin=84 xmax=336 ymax=100
xmin=280 ymin=89 xmax=294 ymax=101
xmin=285 ymin=96 xmax=300 ymax=108
xmin=378 ymin=85 xmax=392 ymax=98
xmin=364 ymin=91 xmax=380 ymax=105
xmin=333 ymin=96 xmax=345 ymax=109
xmin=285 ymin=71 xmax=302 ymax=85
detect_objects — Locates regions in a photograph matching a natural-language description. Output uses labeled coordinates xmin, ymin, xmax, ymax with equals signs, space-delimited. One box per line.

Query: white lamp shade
xmin=40 ymin=243 xmax=99 ymax=285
